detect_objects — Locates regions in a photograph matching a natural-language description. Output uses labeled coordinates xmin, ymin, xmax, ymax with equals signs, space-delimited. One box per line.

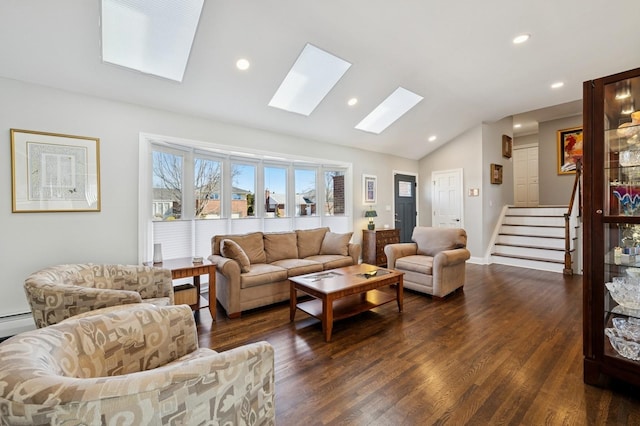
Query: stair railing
xmin=563 ymin=159 xmax=582 ymax=275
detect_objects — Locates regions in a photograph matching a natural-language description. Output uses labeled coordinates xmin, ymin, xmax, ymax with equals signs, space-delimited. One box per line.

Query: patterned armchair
xmin=0 ymin=304 xmax=275 ymax=425
xmin=24 ymin=263 xmax=174 ymax=328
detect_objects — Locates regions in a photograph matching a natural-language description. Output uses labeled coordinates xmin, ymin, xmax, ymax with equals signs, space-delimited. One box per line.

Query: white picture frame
xmin=363 ymin=174 xmax=377 ymax=204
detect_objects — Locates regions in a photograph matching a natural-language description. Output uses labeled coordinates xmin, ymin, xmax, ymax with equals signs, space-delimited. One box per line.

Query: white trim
xmin=0 ymin=313 xmax=35 ymax=339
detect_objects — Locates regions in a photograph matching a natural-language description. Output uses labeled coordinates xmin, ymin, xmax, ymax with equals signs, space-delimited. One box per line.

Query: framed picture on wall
xmin=502 ymin=134 xmax=512 ymax=158
xmin=10 ymin=129 xmax=101 ymax=212
xmin=557 ymin=126 xmax=583 ymax=175
xmin=490 ymin=163 xmax=503 ymax=184
xmin=363 ymin=174 xmax=377 ymax=204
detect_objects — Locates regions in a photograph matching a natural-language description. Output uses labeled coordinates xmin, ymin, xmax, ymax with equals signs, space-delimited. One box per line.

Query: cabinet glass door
xmin=603 ymin=75 xmax=640 ymax=363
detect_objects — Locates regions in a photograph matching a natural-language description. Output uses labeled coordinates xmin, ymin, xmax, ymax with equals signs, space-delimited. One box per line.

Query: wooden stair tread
xmin=491 ymin=253 xmax=565 ymax=264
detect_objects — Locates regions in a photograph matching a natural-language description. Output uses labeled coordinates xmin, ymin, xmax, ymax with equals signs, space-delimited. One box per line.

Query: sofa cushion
xmin=240 ymin=264 xmax=288 ymax=289
xmin=412 ymin=227 xmax=467 ymax=257
xmin=271 ymin=259 xmax=323 ymax=277
xmin=396 ymin=255 xmax=434 ymax=275
xmin=320 ymin=232 xmax=353 ymax=256
xmin=221 ymin=239 xmax=251 ymax=273
xmin=213 ymin=232 xmax=266 ymax=264
xmin=305 ymin=254 xmax=354 ymax=270
xmin=264 ymin=232 xmax=298 ymax=263
xmin=296 ymin=227 xmax=329 ymax=258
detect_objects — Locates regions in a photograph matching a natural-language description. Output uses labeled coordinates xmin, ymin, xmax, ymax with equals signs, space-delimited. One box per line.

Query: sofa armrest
xmin=433 ymin=248 xmax=471 ymax=267
xmin=24 ymin=282 xmax=143 ymax=328
xmin=208 ymin=254 xmax=242 ymax=316
xmin=384 ymin=243 xmax=418 ymax=268
xmin=348 ymin=243 xmax=361 ymax=265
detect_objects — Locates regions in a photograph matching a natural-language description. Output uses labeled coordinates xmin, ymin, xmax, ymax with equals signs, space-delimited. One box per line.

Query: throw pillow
xmin=320 ymin=231 xmax=353 ymax=256
xmin=264 ymin=232 xmax=298 ymax=263
xmin=220 ymin=239 xmax=251 ymax=273
xmin=296 ymin=227 xmax=329 ymax=258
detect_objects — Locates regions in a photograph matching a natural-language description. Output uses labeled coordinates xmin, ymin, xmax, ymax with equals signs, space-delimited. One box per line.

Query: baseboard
xmin=468 ymin=256 xmax=488 ymax=265
xmin=0 ymin=313 xmax=35 ymax=339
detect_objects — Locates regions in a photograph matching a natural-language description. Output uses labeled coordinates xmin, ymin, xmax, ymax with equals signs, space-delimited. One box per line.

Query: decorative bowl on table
xmin=605 ymin=327 xmax=640 ymax=360
xmin=606 ymin=280 xmax=640 ymax=310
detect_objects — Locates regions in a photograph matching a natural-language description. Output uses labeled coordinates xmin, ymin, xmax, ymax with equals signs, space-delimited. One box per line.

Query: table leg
xmin=323 ymin=296 xmax=333 ymax=342
xmin=396 ymin=275 xmax=404 ymax=312
xmin=289 ymin=281 xmax=297 ymax=321
xmin=208 ymin=270 xmax=216 ymax=321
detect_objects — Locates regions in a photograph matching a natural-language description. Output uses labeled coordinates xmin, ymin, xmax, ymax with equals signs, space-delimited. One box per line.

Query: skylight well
xmin=100 ymin=0 xmax=204 ymax=82
xmin=355 ymin=87 xmax=423 ymax=134
xmin=269 ymin=44 xmax=352 ymax=116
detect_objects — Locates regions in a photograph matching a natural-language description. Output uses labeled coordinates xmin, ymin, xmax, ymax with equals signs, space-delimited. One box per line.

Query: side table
xmin=146 ymin=257 xmax=216 ymax=321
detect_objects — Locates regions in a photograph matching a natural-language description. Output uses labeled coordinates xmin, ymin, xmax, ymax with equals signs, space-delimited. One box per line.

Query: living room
xmin=1 ymin=1 xmax=640 ymax=423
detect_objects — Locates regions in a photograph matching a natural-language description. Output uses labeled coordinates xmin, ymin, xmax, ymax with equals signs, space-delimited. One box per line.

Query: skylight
xmin=268 ymin=44 xmax=352 ymax=116
xmin=100 ymin=0 xmax=204 ymax=82
xmin=355 ymin=87 xmax=424 ymax=134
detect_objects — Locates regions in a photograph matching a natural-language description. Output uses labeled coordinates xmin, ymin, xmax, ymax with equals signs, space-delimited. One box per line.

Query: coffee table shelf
xmin=296 ymin=289 xmax=396 ymax=321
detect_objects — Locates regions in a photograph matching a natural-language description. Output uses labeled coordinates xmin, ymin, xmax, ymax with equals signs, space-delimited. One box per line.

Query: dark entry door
xmin=394 ymin=173 xmax=417 ymax=243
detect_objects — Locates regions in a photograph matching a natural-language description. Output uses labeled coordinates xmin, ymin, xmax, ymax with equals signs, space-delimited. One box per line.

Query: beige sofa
xmin=0 ymin=303 xmax=275 ymax=425
xmin=208 ymin=227 xmax=361 ymax=317
xmin=24 ymin=263 xmax=174 ymax=328
xmin=384 ymin=226 xmax=470 ymax=298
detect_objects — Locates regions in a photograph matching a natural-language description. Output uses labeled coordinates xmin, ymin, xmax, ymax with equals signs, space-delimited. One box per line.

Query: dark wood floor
xmin=196 ymin=264 xmax=640 ymax=425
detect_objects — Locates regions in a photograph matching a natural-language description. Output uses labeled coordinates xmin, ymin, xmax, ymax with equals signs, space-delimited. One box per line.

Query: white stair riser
xmin=496 ymin=235 xmax=570 ymax=250
xmin=507 ymin=207 xmax=566 ymax=216
xmin=504 ymin=216 xmax=565 ymax=226
xmin=493 ymin=245 xmax=565 ymax=261
xmin=491 ymin=255 xmax=565 ymax=273
xmin=500 ymin=225 xmax=566 ymax=238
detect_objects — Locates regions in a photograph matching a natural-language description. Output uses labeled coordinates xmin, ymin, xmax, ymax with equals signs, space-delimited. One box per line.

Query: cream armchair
xmin=24 ymin=263 xmax=174 ymax=328
xmin=384 ymin=227 xmax=470 ymax=298
xmin=0 ymin=303 xmax=275 ymax=425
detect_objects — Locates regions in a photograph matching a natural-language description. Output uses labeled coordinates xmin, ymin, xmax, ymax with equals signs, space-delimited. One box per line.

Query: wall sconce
xmin=365 ymin=209 xmax=378 ymax=230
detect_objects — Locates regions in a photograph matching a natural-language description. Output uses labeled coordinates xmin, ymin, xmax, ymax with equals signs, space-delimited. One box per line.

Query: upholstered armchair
xmin=384 ymin=227 xmax=471 ymax=298
xmin=24 ymin=263 xmax=174 ymax=328
xmin=0 ymin=303 xmax=275 ymax=425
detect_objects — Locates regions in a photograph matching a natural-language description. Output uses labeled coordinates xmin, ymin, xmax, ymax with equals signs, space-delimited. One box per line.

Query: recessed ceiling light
xmin=551 ymin=82 xmax=564 ymax=89
xmin=428 ymin=135 xmax=437 ymax=142
xmin=236 ymin=58 xmax=250 ymax=71
xmin=514 ymin=123 xmax=522 ymax=129
xmin=348 ymin=98 xmax=358 ymax=106
xmin=513 ymin=34 xmax=530 ymax=44
xmin=269 ymin=43 xmax=352 ymax=116
xmin=355 ymin=87 xmax=423 ymax=134
xmin=101 ymin=0 xmax=204 ymax=82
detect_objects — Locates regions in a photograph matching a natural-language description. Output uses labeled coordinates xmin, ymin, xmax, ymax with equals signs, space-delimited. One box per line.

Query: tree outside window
xmin=152 ymin=150 xmax=183 ymax=220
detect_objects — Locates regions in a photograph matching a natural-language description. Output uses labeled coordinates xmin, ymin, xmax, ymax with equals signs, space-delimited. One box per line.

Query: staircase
xmin=490 ymin=206 xmax=579 ymax=273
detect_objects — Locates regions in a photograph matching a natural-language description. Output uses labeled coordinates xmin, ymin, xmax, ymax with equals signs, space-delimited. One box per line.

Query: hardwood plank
xmin=196 ymin=263 xmax=640 ymax=425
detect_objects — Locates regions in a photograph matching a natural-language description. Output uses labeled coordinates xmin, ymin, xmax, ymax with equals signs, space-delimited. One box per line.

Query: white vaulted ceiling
xmin=1 ymin=0 xmax=639 ymax=159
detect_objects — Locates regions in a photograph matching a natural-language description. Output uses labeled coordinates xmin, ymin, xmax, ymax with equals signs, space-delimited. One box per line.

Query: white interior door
xmin=513 ymin=146 xmax=539 ymax=207
xmin=432 ymin=169 xmax=463 ymax=228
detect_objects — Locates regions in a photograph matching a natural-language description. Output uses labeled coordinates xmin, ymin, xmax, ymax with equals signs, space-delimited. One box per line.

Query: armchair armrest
xmin=24 ymin=282 xmax=143 ymax=328
xmin=384 ymin=243 xmax=418 ymax=268
xmin=116 ymin=265 xmax=174 ymax=303
xmin=433 ymin=248 xmax=471 ymax=267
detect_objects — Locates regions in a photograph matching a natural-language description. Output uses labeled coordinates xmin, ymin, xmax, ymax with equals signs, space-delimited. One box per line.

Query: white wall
xmin=0 ymin=77 xmax=417 ymax=334
xmin=539 ymin=115 xmax=583 ymax=205
xmin=418 ymin=118 xmax=514 ymax=260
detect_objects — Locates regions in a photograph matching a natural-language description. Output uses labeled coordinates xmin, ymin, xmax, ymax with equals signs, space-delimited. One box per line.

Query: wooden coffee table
xmin=289 ymin=264 xmax=404 ymax=342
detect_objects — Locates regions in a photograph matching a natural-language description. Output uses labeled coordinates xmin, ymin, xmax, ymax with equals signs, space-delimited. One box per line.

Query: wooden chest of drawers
xmin=362 ymin=228 xmax=400 ymax=266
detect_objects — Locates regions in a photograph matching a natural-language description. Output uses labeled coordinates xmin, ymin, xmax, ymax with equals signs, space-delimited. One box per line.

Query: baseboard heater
xmin=0 ymin=312 xmax=35 ymax=339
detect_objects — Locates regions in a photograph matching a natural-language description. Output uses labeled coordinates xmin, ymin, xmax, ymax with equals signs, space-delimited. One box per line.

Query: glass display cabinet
xmin=583 ymin=67 xmax=640 ymax=386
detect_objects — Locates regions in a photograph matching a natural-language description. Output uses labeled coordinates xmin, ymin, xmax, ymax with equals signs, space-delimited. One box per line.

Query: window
xmin=194 ymin=157 xmax=221 ymax=218
xmin=231 ymin=163 xmax=255 ymax=218
xmin=324 ymin=170 xmax=345 ymax=215
xmin=152 ymin=150 xmax=183 ymax=220
xmin=264 ymin=166 xmax=287 ymax=217
xmin=295 ymin=168 xmax=316 ymax=216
